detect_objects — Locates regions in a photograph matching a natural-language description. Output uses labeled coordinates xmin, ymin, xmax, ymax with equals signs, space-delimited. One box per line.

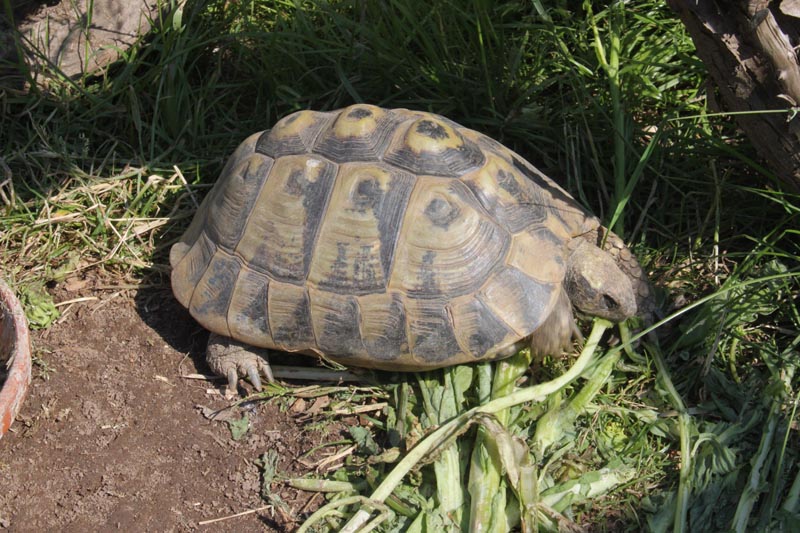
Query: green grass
xmin=2 ymin=0 xmax=799 ymax=531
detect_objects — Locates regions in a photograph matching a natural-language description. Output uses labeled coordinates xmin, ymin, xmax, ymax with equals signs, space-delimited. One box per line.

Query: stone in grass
xmin=5 ymin=0 xmax=160 ymax=86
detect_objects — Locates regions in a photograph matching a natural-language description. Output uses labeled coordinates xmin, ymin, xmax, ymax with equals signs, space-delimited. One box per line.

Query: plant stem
xmin=607 ymin=5 xmax=626 ymax=236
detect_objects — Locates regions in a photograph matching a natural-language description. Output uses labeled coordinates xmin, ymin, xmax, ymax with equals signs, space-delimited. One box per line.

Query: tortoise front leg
xmin=206 ymin=333 xmax=274 ymax=392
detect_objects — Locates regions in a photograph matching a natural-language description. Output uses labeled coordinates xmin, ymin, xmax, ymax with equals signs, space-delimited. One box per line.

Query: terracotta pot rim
xmin=0 ymin=278 xmax=32 ymax=439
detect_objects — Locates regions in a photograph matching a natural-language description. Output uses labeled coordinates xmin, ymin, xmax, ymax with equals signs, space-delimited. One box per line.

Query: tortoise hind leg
xmin=206 ymin=333 xmax=274 ymax=392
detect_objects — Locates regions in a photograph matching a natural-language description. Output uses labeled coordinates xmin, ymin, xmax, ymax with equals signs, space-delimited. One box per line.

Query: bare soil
xmin=0 ymin=272 xmax=351 ymax=532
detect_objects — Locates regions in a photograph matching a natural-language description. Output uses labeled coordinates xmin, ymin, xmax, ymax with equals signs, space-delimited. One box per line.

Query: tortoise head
xmin=564 ymin=238 xmax=637 ymax=322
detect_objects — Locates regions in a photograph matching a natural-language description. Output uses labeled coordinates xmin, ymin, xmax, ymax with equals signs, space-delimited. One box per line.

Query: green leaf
xmin=540 ymin=461 xmax=636 ymax=513
xmin=227 ymin=415 xmax=249 ymax=441
xmin=257 ymin=449 xmax=281 ymax=498
xmin=349 ymin=425 xmax=380 ymax=456
xmin=20 ymin=282 xmax=59 ymax=329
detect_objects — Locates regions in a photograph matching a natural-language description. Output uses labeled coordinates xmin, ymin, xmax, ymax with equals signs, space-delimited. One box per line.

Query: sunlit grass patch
xmin=1 ymin=155 xmax=196 ymax=326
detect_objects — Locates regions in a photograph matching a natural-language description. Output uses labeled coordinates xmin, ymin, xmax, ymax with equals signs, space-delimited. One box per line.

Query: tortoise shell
xmin=170 ymin=105 xmax=603 ymax=371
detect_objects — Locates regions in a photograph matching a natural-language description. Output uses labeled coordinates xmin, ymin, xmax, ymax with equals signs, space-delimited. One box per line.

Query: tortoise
xmin=170 ymin=105 xmax=650 ymax=390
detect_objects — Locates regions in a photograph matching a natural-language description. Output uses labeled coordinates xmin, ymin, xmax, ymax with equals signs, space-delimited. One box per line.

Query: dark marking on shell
xmin=451 ymin=298 xmax=514 ymax=358
xmin=497 ymin=168 xmax=522 ymax=196
xmin=190 ymin=253 xmax=241 ymax=330
xmin=362 ymin=294 xmax=407 ymax=361
xmin=352 ymin=177 xmax=381 ymax=210
xmin=233 ymin=272 xmax=271 ymax=339
xmin=348 ymin=108 xmax=373 ymax=119
xmin=468 ymin=332 xmax=495 ymax=358
xmin=419 ymin=250 xmax=438 ymax=293
xmin=512 ymin=156 xmax=552 ymax=191
xmin=316 ymin=295 xmax=364 ymax=356
xmin=255 ymin=130 xmax=276 ymax=155
xmin=353 ymin=245 xmax=379 ymax=289
xmin=313 ymin=240 xmax=384 ymax=295
xmin=375 ymin=173 xmax=415 ymax=283
xmin=270 ymin=288 xmax=315 ymax=349
xmin=284 ymin=169 xmax=306 ymax=196
xmin=203 ymin=155 xmax=272 ymax=250
xmin=416 ymin=119 xmax=449 ymax=140
xmin=328 ymin=242 xmax=350 ymax=287
xmin=424 ymin=197 xmax=461 ymax=229
xmin=408 ymin=301 xmax=461 ymax=362
xmin=299 ymin=165 xmax=337 ymax=280
xmin=533 ymin=226 xmax=564 ymax=247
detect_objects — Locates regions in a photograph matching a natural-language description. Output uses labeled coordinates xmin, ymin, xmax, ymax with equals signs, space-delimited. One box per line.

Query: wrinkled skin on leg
xmin=206 ymin=333 xmax=274 ymax=392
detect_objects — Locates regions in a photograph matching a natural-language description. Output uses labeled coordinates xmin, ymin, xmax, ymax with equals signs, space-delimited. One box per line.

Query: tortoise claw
xmin=206 ymin=333 xmax=274 ymax=394
xmin=246 ymin=365 xmax=263 ymax=391
xmin=226 ymin=368 xmax=239 ymax=393
xmin=261 ymin=360 xmax=275 ymax=384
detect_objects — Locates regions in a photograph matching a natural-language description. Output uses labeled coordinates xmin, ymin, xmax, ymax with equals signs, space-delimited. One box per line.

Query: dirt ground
xmin=0 ymin=271 xmax=354 ymax=532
